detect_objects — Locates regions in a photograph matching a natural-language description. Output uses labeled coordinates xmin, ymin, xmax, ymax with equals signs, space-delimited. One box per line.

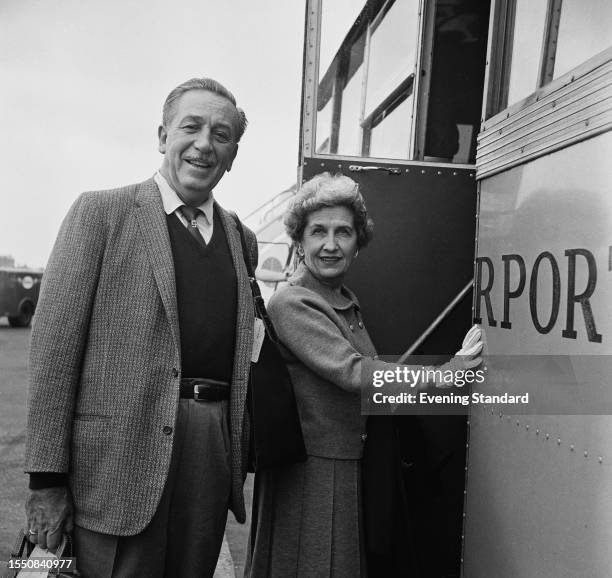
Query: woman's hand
xmin=454 ymin=324 xmax=485 ymax=369
xmin=431 ymin=325 xmax=485 ymax=388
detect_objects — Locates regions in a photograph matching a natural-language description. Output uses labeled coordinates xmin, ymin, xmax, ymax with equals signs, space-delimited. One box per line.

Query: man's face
xmin=158 ymin=89 xmax=240 ymax=206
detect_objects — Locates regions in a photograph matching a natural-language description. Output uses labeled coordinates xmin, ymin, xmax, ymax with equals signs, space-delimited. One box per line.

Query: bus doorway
xmin=300 ymin=0 xmax=490 ymax=575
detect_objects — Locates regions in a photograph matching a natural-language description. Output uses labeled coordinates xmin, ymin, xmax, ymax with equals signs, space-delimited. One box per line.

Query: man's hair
xmin=284 ymin=172 xmax=374 ymax=250
xmin=162 ymin=77 xmax=248 ymax=142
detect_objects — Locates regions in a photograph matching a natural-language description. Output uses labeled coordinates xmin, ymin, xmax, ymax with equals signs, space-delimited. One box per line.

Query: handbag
xmin=1 ymin=530 xmax=78 ymax=578
xmin=231 ymin=214 xmax=307 ymax=471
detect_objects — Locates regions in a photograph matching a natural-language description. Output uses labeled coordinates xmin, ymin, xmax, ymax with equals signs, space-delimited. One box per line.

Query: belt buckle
xmin=193 ymin=384 xmax=204 ymax=401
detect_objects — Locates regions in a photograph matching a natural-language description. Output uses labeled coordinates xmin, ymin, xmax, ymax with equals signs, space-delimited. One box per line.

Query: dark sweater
xmin=166 ymin=206 xmax=237 ymax=381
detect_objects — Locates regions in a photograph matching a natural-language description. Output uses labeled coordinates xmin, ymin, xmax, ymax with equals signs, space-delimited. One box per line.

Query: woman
xmin=245 ymin=173 xmax=482 ymax=577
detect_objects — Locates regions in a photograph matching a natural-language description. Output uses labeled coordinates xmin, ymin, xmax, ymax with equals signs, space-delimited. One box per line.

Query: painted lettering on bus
xmin=474 ymin=248 xmax=603 ymax=343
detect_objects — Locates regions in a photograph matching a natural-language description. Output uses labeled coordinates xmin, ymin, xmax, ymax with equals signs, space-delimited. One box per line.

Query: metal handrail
xmin=397 ymin=280 xmax=473 ymax=363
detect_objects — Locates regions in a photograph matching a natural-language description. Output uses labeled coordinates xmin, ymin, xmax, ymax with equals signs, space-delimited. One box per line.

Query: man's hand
xmin=25 ymin=486 xmax=74 ymax=551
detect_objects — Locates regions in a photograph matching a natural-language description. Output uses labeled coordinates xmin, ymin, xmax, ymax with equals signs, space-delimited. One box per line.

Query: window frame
xmin=301 ymin=0 xmax=457 ymax=166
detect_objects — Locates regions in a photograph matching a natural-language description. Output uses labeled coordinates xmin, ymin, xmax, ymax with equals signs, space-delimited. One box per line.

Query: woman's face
xmin=300 ymin=205 xmax=358 ymax=288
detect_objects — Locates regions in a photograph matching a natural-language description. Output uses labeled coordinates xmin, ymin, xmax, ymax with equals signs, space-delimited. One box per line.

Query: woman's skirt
xmin=245 ymin=455 xmax=366 ymax=577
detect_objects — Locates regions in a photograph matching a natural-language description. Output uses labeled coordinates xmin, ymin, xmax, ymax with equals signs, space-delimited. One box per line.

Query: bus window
xmin=315 ymin=0 xmax=420 ymax=160
xmin=554 ymin=0 xmax=612 ymax=79
xmin=506 ymin=0 xmax=548 ymax=107
xmin=311 ymin=0 xmax=489 ymax=163
xmin=423 ymin=0 xmax=489 ymax=163
xmin=363 ymin=0 xmax=419 ymax=118
xmin=367 ymin=92 xmax=413 ymax=158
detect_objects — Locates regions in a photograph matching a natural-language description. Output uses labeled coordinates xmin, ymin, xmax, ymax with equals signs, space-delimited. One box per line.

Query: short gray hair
xmin=162 ymin=77 xmax=248 ymax=142
xmin=284 ymin=172 xmax=374 ymax=249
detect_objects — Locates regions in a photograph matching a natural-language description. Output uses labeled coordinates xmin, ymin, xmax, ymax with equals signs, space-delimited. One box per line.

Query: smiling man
xmin=24 ymin=78 xmax=258 ymax=578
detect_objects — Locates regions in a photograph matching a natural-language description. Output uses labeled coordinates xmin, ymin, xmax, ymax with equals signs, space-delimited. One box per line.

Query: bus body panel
xmin=464 ymin=131 xmax=612 ymax=577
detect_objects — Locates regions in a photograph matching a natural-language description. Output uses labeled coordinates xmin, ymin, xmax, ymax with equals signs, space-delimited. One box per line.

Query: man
xmin=24 ymin=77 xmax=258 ymax=577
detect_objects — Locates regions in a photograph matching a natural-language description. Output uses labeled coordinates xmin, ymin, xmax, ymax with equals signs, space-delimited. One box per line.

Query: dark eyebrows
xmin=177 ymin=115 xmax=234 ymax=132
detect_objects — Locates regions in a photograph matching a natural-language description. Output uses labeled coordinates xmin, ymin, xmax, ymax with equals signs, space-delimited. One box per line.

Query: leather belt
xmin=180 ymin=378 xmax=230 ymax=401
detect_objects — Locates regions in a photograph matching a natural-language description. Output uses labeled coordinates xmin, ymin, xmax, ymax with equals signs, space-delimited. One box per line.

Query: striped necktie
xmin=179 ymin=205 xmax=207 ymax=248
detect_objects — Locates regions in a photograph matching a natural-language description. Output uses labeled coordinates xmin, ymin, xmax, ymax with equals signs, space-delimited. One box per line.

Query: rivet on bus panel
xmin=516 ymin=421 xmax=520 ymax=426
xmin=536 ymin=429 xmax=540 ymax=435
xmin=584 ymin=451 xmax=588 ymax=458
xmin=570 ymin=445 xmax=575 ymax=451
xmin=599 ymin=457 xmax=603 ymax=463
xmin=526 ymin=425 xmax=529 ymax=430
xmin=557 ymin=438 xmax=561 ymax=445
xmin=545 ymin=434 xmax=550 ymax=440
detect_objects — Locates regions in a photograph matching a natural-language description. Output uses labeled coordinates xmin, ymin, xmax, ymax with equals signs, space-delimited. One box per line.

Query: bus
xmin=0 ymin=267 xmax=43 ymax=327
xmin=290 ymin=0 xmax=611 ymax=576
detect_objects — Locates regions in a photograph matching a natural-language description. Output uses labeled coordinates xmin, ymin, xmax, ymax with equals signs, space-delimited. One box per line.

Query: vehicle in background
xmin=0 ymin=267 xmax=43 ymax=327
xmin=244 ymin=185 xmax=296 ymax=303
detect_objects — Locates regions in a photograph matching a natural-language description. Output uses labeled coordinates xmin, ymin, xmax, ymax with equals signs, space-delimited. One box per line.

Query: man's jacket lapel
xmin=135 ymin=178 xmax=180 ymax=354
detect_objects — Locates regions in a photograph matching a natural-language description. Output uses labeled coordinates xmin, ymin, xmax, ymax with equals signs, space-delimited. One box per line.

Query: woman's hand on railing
xmin=454 ymin=324 xmax=485 ymax=369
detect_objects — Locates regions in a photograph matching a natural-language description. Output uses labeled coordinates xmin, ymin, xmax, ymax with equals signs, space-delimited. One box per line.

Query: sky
xmin=0 ymin=0 xmax=304 ymax=268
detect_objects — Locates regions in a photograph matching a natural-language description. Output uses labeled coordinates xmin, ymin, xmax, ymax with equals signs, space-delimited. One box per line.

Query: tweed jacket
xmin=25 ymin=177 xmax=257 ymax=534
xmin=267 ymin=263 xmax=392 ymax=460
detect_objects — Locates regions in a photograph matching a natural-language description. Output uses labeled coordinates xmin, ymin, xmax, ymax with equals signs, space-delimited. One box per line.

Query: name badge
xmin=252 ymin=318 xmax=266 ymax=363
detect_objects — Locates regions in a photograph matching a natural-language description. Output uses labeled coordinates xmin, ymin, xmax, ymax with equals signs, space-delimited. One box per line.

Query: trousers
xmin=73 ymin=398 xmax=231 ymax=578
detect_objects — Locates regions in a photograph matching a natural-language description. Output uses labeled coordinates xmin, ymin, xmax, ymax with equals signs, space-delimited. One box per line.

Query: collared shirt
xmin=154 ymin=172 xmax=214 ymax=243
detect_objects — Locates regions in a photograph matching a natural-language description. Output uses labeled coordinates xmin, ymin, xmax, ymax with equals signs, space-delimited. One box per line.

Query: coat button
xmin=172 ymin=368 xmax=179 ymax=378
xmin=361 ymin=433 xmax=368 ymax=442
xmin=163 ymin=426 xmax=173 ymax=435
xmin=349 ymin=324 xmax=355 ymax=331
xmin=358 ymin=321 xmax=364 ymax=328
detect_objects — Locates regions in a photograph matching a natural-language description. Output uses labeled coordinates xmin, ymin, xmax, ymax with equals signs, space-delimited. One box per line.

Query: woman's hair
xmin=284 ymin=172 xmax=374 ymax=249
